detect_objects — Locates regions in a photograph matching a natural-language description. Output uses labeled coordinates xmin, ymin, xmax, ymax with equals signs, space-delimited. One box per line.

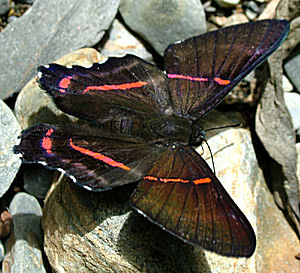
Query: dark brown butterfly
xmin=14 ymin=20 xmax=289 ymax=257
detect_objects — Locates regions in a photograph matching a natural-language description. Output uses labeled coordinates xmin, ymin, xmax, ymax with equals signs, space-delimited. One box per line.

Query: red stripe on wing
xmin=69 ymin=138 xmax=130 ymax=170
xmin=83 ymin=81 xmax=148 ymax=94
xmin=41 ymin=128 xmax=54 ymax=155
xmin=144 ymin=175 xmax=211 ymax=184
xmin=167 ymin=73 xmax=230 ymax=85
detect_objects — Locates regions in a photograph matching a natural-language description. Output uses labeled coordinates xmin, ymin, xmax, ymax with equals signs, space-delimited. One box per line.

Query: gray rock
xmin=284 ymin=92 xmax=300 ymax=130
xmin=0 ymin=99 xmax=21 ymax=198
xmin=284 ymin=48 xmax=300 ymax=91
xmin=282 ymin=75 xmax=294 ymax=92
xmin=24 ymin=168 xmax=53 ymax=199
xmin=3 ymin=192 xmax=45 ymax=273
xmin=119 ymin=0 xmax=206 ymax=55
xmin=101 ymin=18 xmax=153 ymax=61
xmin=245 ymin=8 xmax=258 ymax=20
xmin=296 ymin=143 xmax=300 ymax=181
xmin=0 ymin=241 xmax=4 ymax=262
xmin=223 ymin=13 xmax=249 ymax=27
xmin=0 ymin=0 xmax=9 ymax=15
xmin=215 ymin=0 xmax=240 ymax=8
xmin=0 ymin=0 xmax=120 ymax=99
xmin=246 ymin=1 xmax=261 ymax=13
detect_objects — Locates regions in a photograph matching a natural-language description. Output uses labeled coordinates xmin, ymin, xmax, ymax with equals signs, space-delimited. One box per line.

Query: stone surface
xmin=0 ymin=99 xmax=21 ymax=198
xmin=297 ymin=143 xmax=300 ymax=182
xmin=215 ymin=0 xmax=240 ymax=8
xmin=119 ymin=0 xmax=206 ymax=55
xmin=0 ymin=0 xmax=119 ymax=99
xmin=41 ymin=111 xmax=300 ymax=272
xmin=282 ymin=75 xmax=294 ymax=92
xmin=2 ymin=192 xmax=45 ymax=273
xmin=14 ymin=48 xmax=104 ymax=129
xmin=24 ymin=168 xmax=54 ymax=199
xmin=0 ymin=240 xmax=4 ymax=262
xmin=100 ymin=18 xmax=153 ymax=61
xmin=284 ymin=92 xmax=300 ymax=130
xmin=0 ymin=0 xmax=9 ymax=15
xmin=223 ymin=13 xmax=249 ymax=27
xmin=284 ymin=48 xmax=300 ymax=91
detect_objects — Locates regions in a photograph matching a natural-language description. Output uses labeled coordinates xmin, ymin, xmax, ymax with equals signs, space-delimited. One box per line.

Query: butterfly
xmin=14 ymin=19 xmax=289 ymax=257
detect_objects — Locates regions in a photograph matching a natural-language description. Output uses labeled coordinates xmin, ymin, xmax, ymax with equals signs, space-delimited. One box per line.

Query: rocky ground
xmin=0 ymin=0 xmax=299 ymax=272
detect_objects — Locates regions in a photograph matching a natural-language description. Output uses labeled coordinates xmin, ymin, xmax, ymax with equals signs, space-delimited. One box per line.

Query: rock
xmin=100 ymin=18 xmax=153 ymax=61
xmin=245 ymin=8 xmax=258 ymax=20
xmin=0 ymin=0 xmax=9 ymax=15
xmin=0 ymin=240 xmax=4 ymax=262
xmin=0 ymin=211 xmax=12 ymax=239
xmin=14 ymin=48 xmax=104 ymax=129
xmin=24 ymin=168 xmax=53 ymax=199
xmin=0 ymin=99 xmax=21 ymax=198
xmin=119 ymin=0 xmax=206 ymax=55
xmin=296 ymin=143 xmax=300 ymax=181
xmin=258 ymin=0 xmax=281 ymax=19
xmin=42 ymin=111 xmax=300 ymax=272
xmin=245 ymin=1 xmax=262 ymax=14
xmin=284 ymin=92 xmax=300 ymax=130
xmin=282 ymin=75 xmax=294 ymax=92
xmin=0 ymin=0 xmax=119 ymax=99
xmin=223 ymin=13 xmax=249 ymax=27
xmin=215 ymin=0 xmax=240 ymax=8
xmin=2 ymin=192 xmax=45 ymax=273
xmin=284 ymin=48 xmax=300 ymax=91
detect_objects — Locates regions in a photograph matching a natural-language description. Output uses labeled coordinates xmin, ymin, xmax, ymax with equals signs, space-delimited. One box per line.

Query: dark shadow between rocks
xmin=117 ymin=210 xmax=212 ymax=273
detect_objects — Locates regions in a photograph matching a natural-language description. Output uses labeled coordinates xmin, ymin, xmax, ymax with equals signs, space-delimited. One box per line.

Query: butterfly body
xmin=14 ymin=20 xmax=290 ymax=257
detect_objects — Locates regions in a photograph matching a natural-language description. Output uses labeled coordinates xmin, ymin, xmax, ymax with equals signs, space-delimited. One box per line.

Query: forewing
xmin=164 ymin=19 xmax=289 ymax=120
xmin=38 ymin=55 xmax=172 ymax=122
xmin=14 ymin=124 xmax=165 ymax=191
xmin=131 ymin=147 xmax=256 ymax=257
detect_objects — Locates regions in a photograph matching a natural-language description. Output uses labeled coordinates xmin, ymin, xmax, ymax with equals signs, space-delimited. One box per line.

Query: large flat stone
xmin=0 ymin=0 xmax=119 ymax=99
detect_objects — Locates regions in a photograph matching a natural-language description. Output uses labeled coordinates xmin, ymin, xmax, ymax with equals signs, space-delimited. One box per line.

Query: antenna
xmin=202 ymin=123 xmax=241 ymax=174
xmin=204 ymin=123 xmax=241 ymax=133
xmin=203 ymin=138 xmax=216 ymax=175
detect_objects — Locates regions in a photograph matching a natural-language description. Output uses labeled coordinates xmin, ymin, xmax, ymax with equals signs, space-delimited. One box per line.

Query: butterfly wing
xmin=164 ymin=19 xmax=289 ymax=120
xmin=14 ymin=123 xmax=166 ymax=191
xmin=38 ymin=54 xmax=172 ymax=123
xmin=131 ymin=146 xmax=255 ymax=257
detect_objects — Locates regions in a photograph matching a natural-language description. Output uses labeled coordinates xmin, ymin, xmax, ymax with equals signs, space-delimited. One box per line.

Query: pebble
xmin=245 ymin=8 xmax=258 ymax=20
xmin=215 ymin=0 xmax=240 ymax=8
xmin=284 ymin=92 xmax=300 ymax=130
xmin=0 ymin=0 xmax=120 ymax=99
xmin=245 ymin=1 xmax=262 ymax=13
xmin=119 ymin=0 xmax=206 ymax=55
xmin=223 ymin=13 xmax=249 ymax=27
xmin=0 ymin=240 xmax=5 ymax=262
xmin=282 ymin=75 xmax=294 ymax=92
xmin=24 ymin=168 xmax=53 ymax=199
xmin=3 ymin=192 xmax=45 ymax=273
xmin=0 ymin=0 xmax=9 ymax=16
xmin=100 ymin=18 xmax=153 ymax=61
xmin=0 ymin=99 xmax=21 ymax=198
xmin=284 ymin=48 xmax=300 ymax=91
